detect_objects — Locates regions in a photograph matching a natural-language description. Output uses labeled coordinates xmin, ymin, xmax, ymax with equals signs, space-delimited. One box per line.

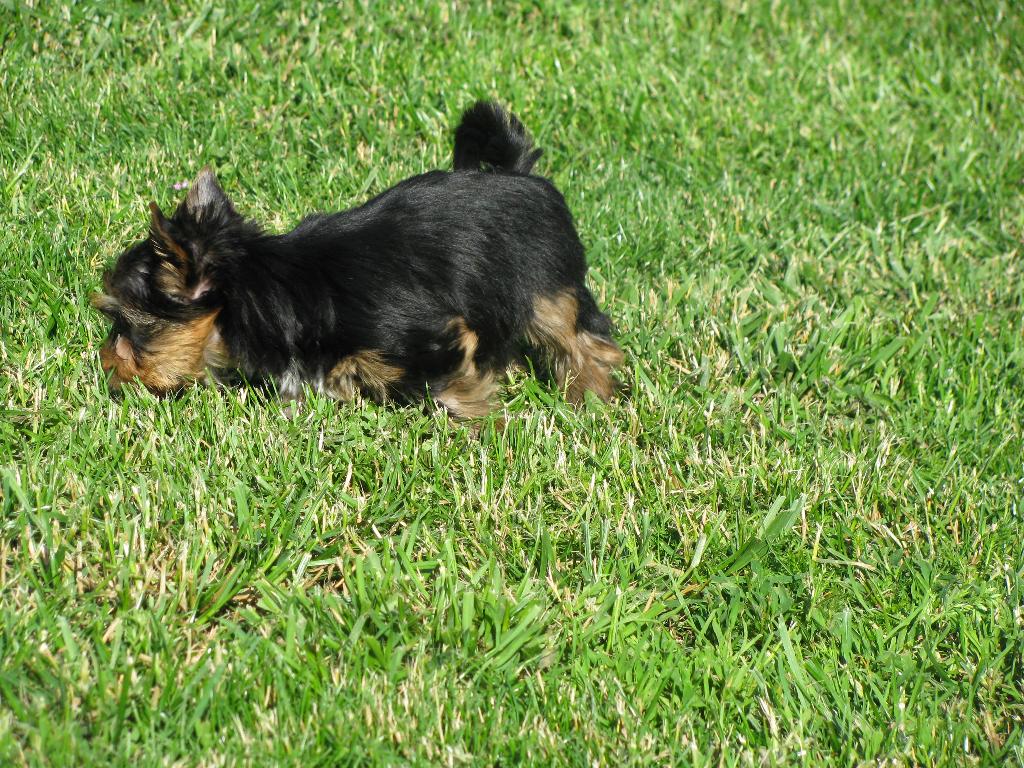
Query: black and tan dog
xmin=93 ymin=101 xmax=622 ymax=418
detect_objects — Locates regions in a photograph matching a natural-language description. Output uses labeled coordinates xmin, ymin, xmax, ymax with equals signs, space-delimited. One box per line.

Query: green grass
xmin=2 ymin=0 xmax=1023 ymax=765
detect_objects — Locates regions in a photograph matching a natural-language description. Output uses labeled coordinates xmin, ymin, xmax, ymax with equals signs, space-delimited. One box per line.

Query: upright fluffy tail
xmin=453 ymin=101 xmax=543 ymax=174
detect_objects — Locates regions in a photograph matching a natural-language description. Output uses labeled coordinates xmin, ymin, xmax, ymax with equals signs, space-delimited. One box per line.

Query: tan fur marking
xmin=571 ymin=331 xmax=625 ymax=401
xmin=325 ymin=350 xmax=404 ymax=402
xmin=138 ymin=312 xmax=222 ymax=391
xmin=99 ymin=342 xmax=136 ymax=388
xmin=525 ymin=291 xmax=624 ymax=403
xmin=434 ymin=317 xmax=498 ymax=418
xmin=435 ymin=370 xmax=498 ymax=418
xmin=149 ymin=202 xmax=191 ymax=295
xmin=449 ymin=317 xmax=479 ymax=361
xmin=101 ymin=311 xmax=226 ymax=394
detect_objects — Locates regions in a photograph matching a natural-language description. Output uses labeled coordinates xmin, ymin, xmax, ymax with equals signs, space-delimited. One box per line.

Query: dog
xmin=92 ymin=101 xmax=623 ymax=418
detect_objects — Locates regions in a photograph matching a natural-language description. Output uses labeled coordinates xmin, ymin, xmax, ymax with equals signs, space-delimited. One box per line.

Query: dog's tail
xmin=453 ymin=101 xmax=543 ymax=175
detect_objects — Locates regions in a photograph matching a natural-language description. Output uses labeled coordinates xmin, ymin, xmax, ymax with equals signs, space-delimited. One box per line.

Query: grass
xmin=2 ymin=0 xmax=1023 ymax=764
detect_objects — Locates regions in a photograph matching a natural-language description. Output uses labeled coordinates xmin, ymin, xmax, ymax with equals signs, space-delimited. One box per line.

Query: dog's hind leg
xmin=525 ymin=289 xmax=623 ymax=403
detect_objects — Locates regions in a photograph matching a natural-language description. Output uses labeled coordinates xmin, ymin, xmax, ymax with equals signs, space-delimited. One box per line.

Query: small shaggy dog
xmin=93 ymin=101 xmax=623 ymax=418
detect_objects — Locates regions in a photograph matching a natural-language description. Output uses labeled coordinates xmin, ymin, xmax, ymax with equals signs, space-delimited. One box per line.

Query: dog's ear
xmin=148 ymin=201 xmax=211 ymax=300
xmin=146 ymin=169 xmax=239 ymax=303
xmin=183 ymin=167 xmax=237 ymax=227
xmin=146 ymin=168 xmax=239 ymax=302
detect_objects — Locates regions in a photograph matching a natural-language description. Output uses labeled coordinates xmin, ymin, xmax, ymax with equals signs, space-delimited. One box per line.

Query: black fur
xmin=95 ymin=101 xmax=621 ymax=413
xmin=453 ymin=100 xmax=544 ymax=174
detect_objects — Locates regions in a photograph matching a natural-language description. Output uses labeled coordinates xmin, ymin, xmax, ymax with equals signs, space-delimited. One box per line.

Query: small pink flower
xmin=172 ymin=180 xmax=190 ymax=190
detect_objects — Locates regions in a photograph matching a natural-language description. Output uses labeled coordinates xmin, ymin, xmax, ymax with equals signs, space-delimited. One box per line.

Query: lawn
xmin=2 ymin=1 xmax=1023 ymax=765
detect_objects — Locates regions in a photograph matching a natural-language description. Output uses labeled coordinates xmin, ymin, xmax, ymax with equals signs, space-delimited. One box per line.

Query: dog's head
xmin=92 ymin=168 xmax=242 ymax=395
